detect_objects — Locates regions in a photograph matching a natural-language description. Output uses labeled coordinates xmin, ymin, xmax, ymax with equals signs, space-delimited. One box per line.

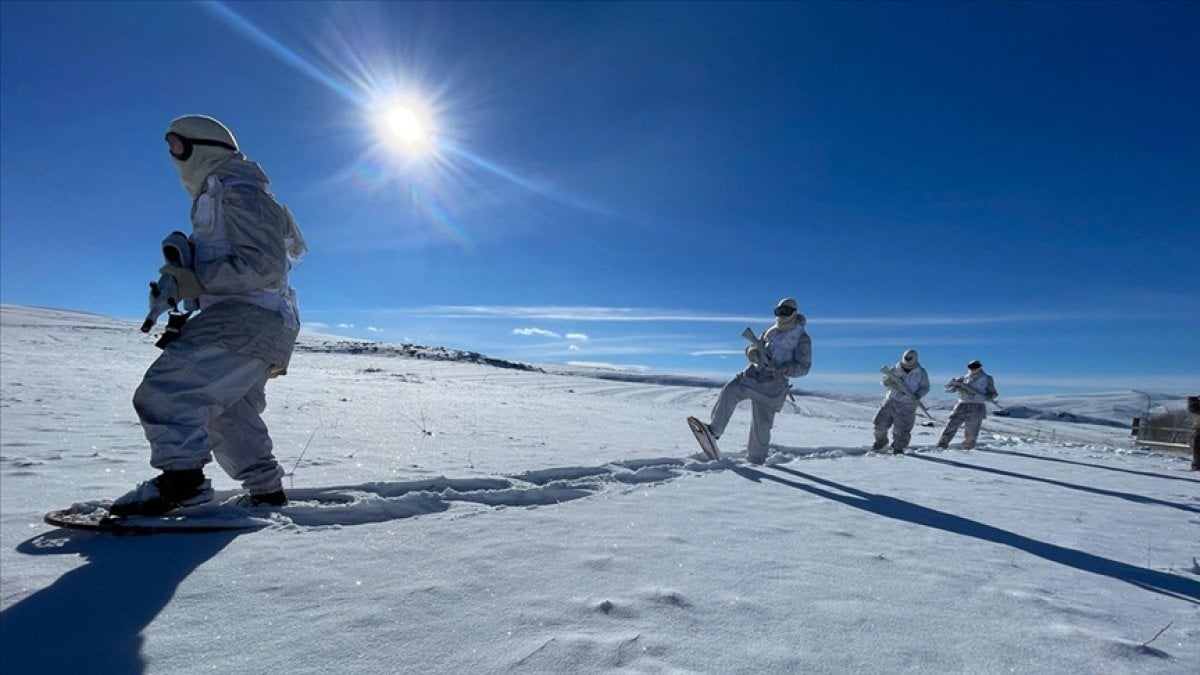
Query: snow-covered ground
xmin=1 ymin=304 xmax=1197 ymax=674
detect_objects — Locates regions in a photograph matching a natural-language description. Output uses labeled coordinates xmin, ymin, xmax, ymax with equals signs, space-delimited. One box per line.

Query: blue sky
xmin=2 ymin=1 xmax=1197 ymax=396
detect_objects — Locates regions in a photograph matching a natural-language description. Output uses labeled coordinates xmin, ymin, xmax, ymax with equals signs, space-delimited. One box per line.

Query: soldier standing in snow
xmin=937 ymin=360 xmax=998 ymax=450
xmin=111 ymin=115 xmax=305 ymax=516
xmin=700 ymin=298 xmax=812 ymax=465
xmin=873 ymin=349 xmax=931 ymax=454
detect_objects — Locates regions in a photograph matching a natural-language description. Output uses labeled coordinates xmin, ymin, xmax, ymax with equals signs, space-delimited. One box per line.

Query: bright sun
xmin=379 ymin=103 xmax=435 ymax=157
xmin=386 ymin=106 xmax=423 ymax=142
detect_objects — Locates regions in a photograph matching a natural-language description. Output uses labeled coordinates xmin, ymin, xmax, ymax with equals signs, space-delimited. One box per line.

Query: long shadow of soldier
xmin=912 ymin=453 xmax=1200 ymax=513
xmin=977 ymin=447 xmax=1200 ymax=484
xmin=733 ymin=464 xmax=1200 ymax=605
xmin=1 ymin=528 xmax=242 ymax=675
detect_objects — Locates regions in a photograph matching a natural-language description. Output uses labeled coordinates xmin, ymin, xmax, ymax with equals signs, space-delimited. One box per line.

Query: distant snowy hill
xmin=2 ymin=304 xmax=1197 ymax=674
xmin=296 ymin=335 xmax=542 ymax=372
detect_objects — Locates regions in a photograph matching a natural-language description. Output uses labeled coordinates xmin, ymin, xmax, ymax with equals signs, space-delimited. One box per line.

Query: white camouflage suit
xmin=134 ymin=116 xmax=302 ymax=496
xmin=873 ymin=358 xmax=930 ymax=452
xmin=938 ymin=366 xmax=998 ymax=449
xmin=709 ymin=302 xmax=812 ymax=464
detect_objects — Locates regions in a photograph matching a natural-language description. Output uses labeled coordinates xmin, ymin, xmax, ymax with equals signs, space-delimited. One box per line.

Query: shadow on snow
xmin=977 ymin=447 xmax=1200 ymax=484
xmin=910 ymin=454 xmax=1200 ymax=514
xmin=1 ymin=529 xmax=241 ymax=675
xmin=734 ymin=464 xmax=1200 ymax=605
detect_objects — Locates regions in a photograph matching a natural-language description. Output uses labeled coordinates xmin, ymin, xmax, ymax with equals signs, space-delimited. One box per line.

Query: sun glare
xmin=378 ymin=102 xmax=435 ymax=157
xmin=387 ymin=106 xmax=423 ymax=142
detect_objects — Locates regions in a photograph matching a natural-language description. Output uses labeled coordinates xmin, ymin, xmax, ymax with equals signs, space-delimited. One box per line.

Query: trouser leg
xmin=872 ymin=403 xmax=894 ymax=448
xmin=746 ymin=401 xmax=776 ymax=464
xmin=208 ymin=376 xmax=285 ymax=494
xmin=709 ymin=375 xmax=748 ymax=438
xmin=134 ymin=342 xmax=275 ymax=477
xmin=939 ymin=404 xmax=967 ymax=446
xmin=962 ymin=405 xmax=987 ymax=448
xmin=892 ymin=403 xmax=917 ymax=451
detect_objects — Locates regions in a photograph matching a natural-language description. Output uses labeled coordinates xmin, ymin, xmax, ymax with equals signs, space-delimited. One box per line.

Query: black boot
xmin=247 ymin=489 xmax=288 ymax=507
xmin=110 ymin=469 xmax=213 ymax=517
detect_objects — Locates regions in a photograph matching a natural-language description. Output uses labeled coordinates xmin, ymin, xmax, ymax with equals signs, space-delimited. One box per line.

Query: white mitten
xmin=746 ymin=346 xmax=763 ymax=366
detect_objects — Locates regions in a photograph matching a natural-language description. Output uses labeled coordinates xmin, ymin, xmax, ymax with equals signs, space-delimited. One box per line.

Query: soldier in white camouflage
xmin=873 ymin=349 xmax=930 ymax=454
xmin=938 ymin=360 xmax=998 ymax=450
xmin=112 ymin=115 xmax=305 ymax=517
xmin=703 ymin=298 xmax=812 ymax=465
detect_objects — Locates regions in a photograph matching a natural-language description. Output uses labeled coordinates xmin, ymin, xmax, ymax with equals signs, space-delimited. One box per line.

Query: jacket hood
xmin=167 ymin=115 xmax=244 ymax=198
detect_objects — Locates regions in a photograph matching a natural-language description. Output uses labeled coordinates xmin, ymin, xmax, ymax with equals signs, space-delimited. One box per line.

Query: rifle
xmin=740 ymin=327 xmax=774 ymax=368
xmin=880 ymin=366 xmax=936 ymax=421
xmin=946 ymin=379 xmax=1004 ymax=410
xmin=741 ymin=327 xmax=799 ymax=404
xmin=140 ymin=231 xmax=194 ymax=348
xmin=141 ymin=276 xmax=180 ymax=333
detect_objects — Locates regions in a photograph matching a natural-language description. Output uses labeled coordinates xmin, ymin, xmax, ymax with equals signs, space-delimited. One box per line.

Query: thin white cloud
xmin=337 ymin=322 xmax=355 ymax=328
xmin=689 ymin=349 xmax=742 ymax=357
xmin=367 ymin=326 xmax=383 ymax=332
xmin=401 ymin=305 xmax=762 ymax=324
xmin=566 ymin=360 xmax=651 ymax=373
xmin=507 ymin=344 xmax=660 ymax=359
xmin=394 ymin=305 xmax=1168 ymax=327
xmin=513 ymin=327 xmax=560 ymax=338
xmin=816 ymin=336 xmax=995 ymax=349
xmin=565 ymin=332 xmax=589 ymax=341
xmin=815 ymin=310 xmax=1146 ymax=327
xmin=990 ymin=373 xmax=1200 ymax=392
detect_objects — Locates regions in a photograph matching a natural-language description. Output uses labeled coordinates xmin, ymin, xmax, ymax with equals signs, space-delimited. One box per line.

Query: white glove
xmin=746 ymin=345 xmax=763 ymax=366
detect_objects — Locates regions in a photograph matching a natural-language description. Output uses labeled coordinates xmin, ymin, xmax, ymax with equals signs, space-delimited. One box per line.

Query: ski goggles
xmin=165 ymin=132 xmax=237 ymax=161
xmin=773 ymin=305 xmax=796 ymax=317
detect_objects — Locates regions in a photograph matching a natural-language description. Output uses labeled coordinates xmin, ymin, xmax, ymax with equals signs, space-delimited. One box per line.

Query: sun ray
xmin=202 ymin=0 xmax=615 ymax=251
xmin=201 ymin=1 xmax=366 ymax=107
